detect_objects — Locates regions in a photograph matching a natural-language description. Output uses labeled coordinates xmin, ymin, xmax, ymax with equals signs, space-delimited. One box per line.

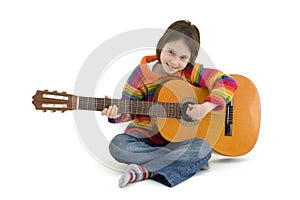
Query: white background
xmin=1 ymin=0 xmax=299 ymax=199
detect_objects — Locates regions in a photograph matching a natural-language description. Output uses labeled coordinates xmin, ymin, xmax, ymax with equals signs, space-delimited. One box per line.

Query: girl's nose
xmin=169 ymin=56 xmax=181 ymax=67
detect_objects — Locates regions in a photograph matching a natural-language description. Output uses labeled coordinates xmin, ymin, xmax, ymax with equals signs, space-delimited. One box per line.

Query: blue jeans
xmin=109 ymin=132 xmax=212 ymax=187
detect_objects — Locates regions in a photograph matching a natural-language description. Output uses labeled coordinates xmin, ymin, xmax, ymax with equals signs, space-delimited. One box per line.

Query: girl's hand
xmin=101 ymin=96 xmax=121 ymax=119
xmin=186 ymin=102 xmax=218 ymax=122
xmin=101 ymin=105 xmax=121 ymax=119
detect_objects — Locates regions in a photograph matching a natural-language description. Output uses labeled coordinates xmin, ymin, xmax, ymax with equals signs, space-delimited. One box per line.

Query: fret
xmin=145 ymin=102 xmax=150 ymax=115
xmin=166 ymin=102 xmax=170 ymax=117
xmin=95 ymin=97 xmax=97 ymax=111
xmin=76 ymin=96 xmax=79 ymax=109
xmin=165 ymin=102 xmax=170 ymax=117
xmin=156 ymin=103 xmax=160 ymax=116
xmin=170 ymin=103 xmax=172 ymax=117
xmin=78 ymin=97 xmax=84 ymax=110
xmin=141 ymin=100 xmax=144 ymax=115
xmin=172 ymin=102 xmax=177 ymax=118
xmin=95 ymin=98 xmax=101 ymax=111
xmin=136 ymin=101 xmax=140 ymax=114
xmin=132 ymin=100 xmax=136 ymax=114
xmin=127 ymin=100 xmax=131 ymax=113
xmin=157 ymin=103 xmax=162 ymax=116
xmin=103 ymin=98 xmax=106 ymax=111
xmin=148 ymin=102 xmax=154 ymax=116
xmin=146 ymin=102 xmax=151 ymax=115
xmin=90 ymin=97 xmax=96 ymax=111
xmin=173 ymin=103 xmax=177 ymax=117
xmin=111 ymin=99 xmax=114 ymax=107
xmin=117 ymin=100 xmax=122 ymax=113
xmin=130 ymin=100 xmax=132 ymax=114
xmin=87 ymin=97 xmax=93 ymax=110
xmin=118 ymin=99 xmax=124 ymax=113
xmin=86 ymin=97 xmax=89 ymax=110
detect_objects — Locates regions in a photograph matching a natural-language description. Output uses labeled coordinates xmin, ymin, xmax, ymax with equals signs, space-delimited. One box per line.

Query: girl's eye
xmin=180 ymin=56 xmax=188 ymax=61
xmin=168 ymin=50 xmax=176 ymax=55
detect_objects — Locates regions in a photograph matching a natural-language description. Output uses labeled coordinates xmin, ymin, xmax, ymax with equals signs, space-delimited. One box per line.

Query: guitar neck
xmin=74 ymin=96 xmax=181 ymax=118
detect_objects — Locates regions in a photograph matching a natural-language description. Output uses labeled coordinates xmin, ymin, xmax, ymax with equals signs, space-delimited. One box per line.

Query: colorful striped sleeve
xmin=108 ymin=66 xmax=146 ymax=123
xmin=184 ymin=63 xmax=238 ymax=111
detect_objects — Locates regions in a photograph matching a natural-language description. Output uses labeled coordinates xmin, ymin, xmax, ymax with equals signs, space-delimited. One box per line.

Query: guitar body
xmin=155 ymin=74 xmax=260 ymax=156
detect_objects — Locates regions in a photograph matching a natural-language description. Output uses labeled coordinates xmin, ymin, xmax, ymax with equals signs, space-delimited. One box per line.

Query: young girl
xmin=101 ymin=20 xmax=238 ymax=187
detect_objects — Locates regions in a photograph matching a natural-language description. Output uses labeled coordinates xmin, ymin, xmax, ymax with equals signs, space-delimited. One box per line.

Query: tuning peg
xmin=51 ymin=110 xmax=56 ymax=113
xmin=44 ymin=89 xmax=48 ymax=92
xmin=61 ymin=110 xmax=65 ymax=113
xmin=62 ymin=91 xmax=66 ymax=94
xmin=43 ymin=110 xmax=47 ymax=112
xmin=53 ymin=90 xmax=57 ymax=93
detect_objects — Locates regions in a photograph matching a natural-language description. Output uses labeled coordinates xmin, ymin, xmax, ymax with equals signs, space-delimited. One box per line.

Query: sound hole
xmin=180 ymin=102 xmax=194 ymax=122
xmin=179 ymin=97 xmax=198 ymax=127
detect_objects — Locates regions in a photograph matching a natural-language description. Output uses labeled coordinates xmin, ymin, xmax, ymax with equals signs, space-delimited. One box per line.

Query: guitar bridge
xmin=225 ymin=100 xmax=233 ymax=136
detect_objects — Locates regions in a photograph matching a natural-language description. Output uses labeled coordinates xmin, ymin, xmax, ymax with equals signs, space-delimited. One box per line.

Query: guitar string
xmin=75 ymin=99 xmax=233 ymax=111
xmin=40 ymin=100 xmax=231 ymax=122
xmin=76 ymin=98 xmax=182 ymax=117
xmin=41 ymin=96 xmax=233 ymax=120
xmin=37 ymin=97 xmax=234 ymax=124
xmin=37 ymin=97 xmax=233 ymax=111
xmin=76 ymin=99 xmax=234 ymax=110
xmin=75 ymin=99 xmax=231 ymax=121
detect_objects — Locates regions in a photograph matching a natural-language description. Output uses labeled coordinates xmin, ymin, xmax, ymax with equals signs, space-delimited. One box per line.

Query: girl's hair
xmin=156 ymin=20 xmax=200 ymax=65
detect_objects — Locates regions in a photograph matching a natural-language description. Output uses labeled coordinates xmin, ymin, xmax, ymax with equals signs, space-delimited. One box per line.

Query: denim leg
xmin=144 ymin=138 xmax=212 ymax=187
xmin=109 ymin=133 xmax=212 ymax=187
xmin=109 ymin=133 xmax=171 ymax=165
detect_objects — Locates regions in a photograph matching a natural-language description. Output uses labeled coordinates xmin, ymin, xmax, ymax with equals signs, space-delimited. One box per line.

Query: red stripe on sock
xmin=128 ymin=171 xmax=135 ymax=183
xmin=140 ymin=166 xmax=148 ymax=180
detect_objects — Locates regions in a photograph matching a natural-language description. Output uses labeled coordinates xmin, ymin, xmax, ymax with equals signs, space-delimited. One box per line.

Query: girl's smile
xmin=160 ymin=39 xmax=191 ymax=75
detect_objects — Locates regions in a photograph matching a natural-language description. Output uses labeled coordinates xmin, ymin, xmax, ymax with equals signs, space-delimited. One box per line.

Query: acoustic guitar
xmin=32 ymin=74 xmax=260 ymax=157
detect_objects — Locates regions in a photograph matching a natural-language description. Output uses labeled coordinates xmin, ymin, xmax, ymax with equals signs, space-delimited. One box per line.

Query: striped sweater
xmin=109 ymin=55 xmax=238 ymax=145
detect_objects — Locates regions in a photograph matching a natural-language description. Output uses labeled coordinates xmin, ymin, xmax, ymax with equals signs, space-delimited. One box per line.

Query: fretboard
xmin=73 ymin=96 xmax=182 ymax=118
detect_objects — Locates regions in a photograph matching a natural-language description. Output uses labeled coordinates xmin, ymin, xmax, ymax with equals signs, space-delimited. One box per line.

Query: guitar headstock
xmin=32 ymin=90 xmax=75 ymax=112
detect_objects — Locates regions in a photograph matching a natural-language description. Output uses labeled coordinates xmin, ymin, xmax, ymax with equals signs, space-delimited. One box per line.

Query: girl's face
xmin=160 ymin=39 xmax=191 ymax=75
